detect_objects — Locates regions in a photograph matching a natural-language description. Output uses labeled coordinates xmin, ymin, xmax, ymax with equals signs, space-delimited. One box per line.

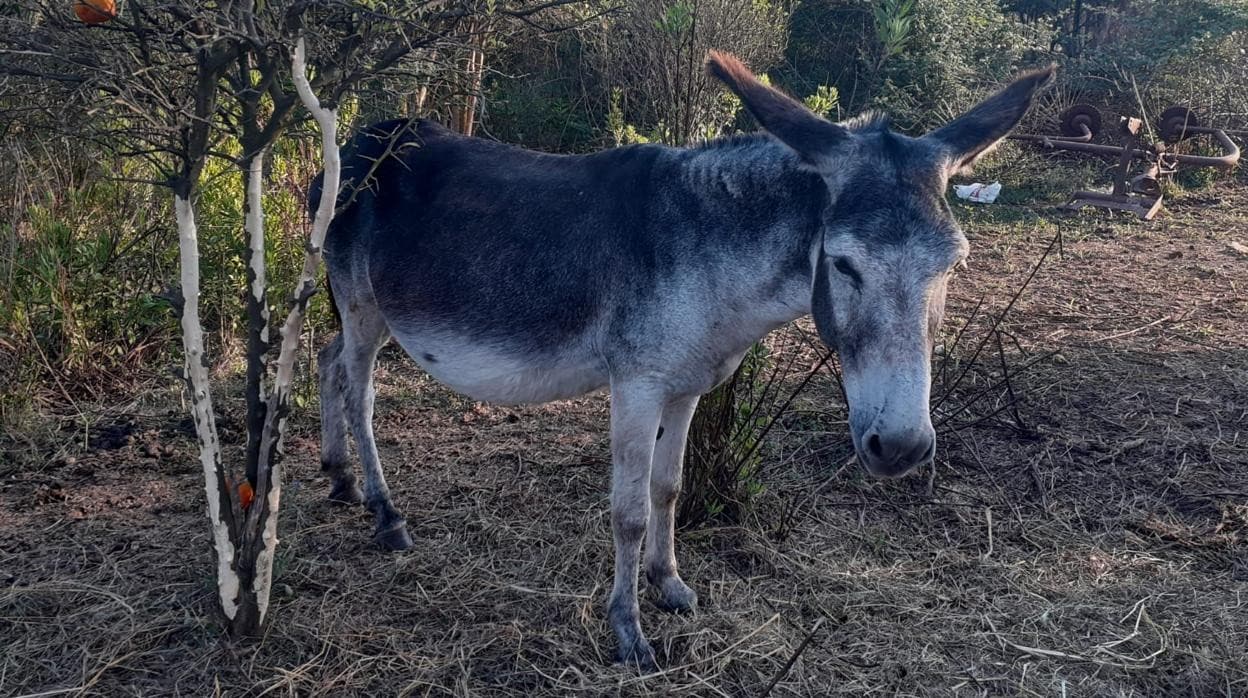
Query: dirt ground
xmin=2 ymin=180 xmax=1246 ymax=696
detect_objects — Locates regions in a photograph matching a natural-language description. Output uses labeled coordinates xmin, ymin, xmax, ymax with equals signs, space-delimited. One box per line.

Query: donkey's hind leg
xmin=339 ymin=307 xmax=413 ymax=551
xmin=645 ymin=394 xmax=699 ymax=614
xmin=318 ymin=334 xmax=364 ymax=504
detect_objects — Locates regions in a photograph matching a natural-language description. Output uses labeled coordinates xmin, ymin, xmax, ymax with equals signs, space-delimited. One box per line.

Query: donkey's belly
xmin=391 ymin=329 xmax=608 ymax=405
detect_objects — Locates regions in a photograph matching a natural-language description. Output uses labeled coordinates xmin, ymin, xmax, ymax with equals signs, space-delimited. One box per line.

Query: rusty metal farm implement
xmin=1008 ymin=105 xmax=1241 ymax=220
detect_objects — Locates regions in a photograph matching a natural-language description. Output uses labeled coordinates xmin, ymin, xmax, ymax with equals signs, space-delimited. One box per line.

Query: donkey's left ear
xmin=924 ymin=66 xmax=1056 ymax=175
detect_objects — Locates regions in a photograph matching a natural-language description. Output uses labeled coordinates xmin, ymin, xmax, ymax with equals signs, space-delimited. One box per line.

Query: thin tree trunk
xmin=232 ymin=36 xmax=342 ymax=631
xmin=175 ymin=193 xmax=242 ymax=622
xmin=242 ymin=150 xmax=270 ymax=487
xmin=412 ymin=83 xmax=430 ymax=115
xmin=465 ymin=42 xmax=484 ymax=136
xmin=453 ymin=26 xmax=486 ymax=135
xmin=407 ymin=50 xmax=439 ymax=117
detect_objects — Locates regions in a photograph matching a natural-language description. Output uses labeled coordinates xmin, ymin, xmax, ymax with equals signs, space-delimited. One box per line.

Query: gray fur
xmin=314 ymin=55 xmax=1052 ymax=668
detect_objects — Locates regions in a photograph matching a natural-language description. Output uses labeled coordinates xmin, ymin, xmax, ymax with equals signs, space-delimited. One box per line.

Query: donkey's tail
xmin=308 ymin=118 xmax=422 ymax=329
xmin=306 ymin=117 xmax=421 ymax=221
xmin=323 ymin=274 xmax=341 ymax=326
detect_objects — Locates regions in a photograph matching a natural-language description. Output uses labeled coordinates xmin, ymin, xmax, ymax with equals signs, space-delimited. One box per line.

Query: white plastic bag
xmin=953 ymin=181 xmax=1002 ymax=203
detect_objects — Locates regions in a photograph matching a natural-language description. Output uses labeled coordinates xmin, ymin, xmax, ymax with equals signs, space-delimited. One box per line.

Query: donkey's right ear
xmin=706 ymin=51 xmax=849 ymax=164
xmin=924 ymin=65 xmax=1056 ymax=175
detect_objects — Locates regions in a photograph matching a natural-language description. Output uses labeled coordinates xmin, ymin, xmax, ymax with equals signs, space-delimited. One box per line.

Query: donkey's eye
xmin=832 ymin=257 xmax=862 ymax=285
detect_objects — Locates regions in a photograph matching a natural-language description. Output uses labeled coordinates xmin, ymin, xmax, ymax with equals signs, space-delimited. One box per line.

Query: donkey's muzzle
xmin=858 ymin=425 xmax=936 ymax=478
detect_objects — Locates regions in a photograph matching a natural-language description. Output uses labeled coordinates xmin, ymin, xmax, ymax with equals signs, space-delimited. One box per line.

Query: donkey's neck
xmin=679 ymin=134 xmax=817 ymax=203
xmin=665 ymin=136 xmax=828 ymax=330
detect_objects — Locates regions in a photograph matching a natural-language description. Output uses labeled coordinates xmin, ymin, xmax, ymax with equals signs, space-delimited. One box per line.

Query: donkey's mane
xmin=692 ymin=132 xmax=775 ymax=151
xmin=692 ymin=110 xmax=893 ymax=153
xmin=843 ymin=111 xmax=891 ymax=133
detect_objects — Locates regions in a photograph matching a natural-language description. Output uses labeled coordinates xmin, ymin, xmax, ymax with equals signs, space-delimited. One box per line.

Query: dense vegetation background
xmin=1 ymin=0 xmax=1245 ymax=422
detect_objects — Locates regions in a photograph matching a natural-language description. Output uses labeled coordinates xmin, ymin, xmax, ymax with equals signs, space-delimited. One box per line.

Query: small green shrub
xmin=0 ymin=152 xmax=176 ymax=380
xmin=803 ymin=84 xmax=841 ymax=119
xmin=679 ymin=343 xmax=773 ymax=528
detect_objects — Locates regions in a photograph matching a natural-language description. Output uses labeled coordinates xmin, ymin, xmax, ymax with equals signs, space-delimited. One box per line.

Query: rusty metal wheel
xmin=1060 ymin=104 xmax=1102 ymax=139
xmin=1159 ymin=105 xmax=1200 ymax=143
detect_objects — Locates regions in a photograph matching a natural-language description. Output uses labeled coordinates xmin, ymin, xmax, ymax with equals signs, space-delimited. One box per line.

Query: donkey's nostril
xmin=867 ymin=434 xmax=884 ymax=458
xmin=859 ymin=427 xmax=936 ymax=477
xmin=907 ymin=435 xmax=936 ymax=465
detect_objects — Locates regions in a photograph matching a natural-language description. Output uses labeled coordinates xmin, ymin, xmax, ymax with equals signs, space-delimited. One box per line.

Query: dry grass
xmin=2 ymin=181 xmax=1246 ymax=696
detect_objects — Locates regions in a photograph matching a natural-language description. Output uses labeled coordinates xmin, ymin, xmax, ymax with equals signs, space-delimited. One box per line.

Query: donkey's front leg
xmin=607 ymin=382 xmax=664 ymax=670
xmin=645 ymin=395 xmax=699 ymax=613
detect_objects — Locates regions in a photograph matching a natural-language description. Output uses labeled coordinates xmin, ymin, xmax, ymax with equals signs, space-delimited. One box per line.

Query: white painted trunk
xmin=241 ymin=151 xmax=278 ymax=622
xmin=175 ymin=194 xmax=241 ymax=620
xmin=246 ymin=151 xmax=270 ymax=347
xmin=292 ymin=36 xmax=341 ymax=268
xmin=249 ymin=37 xmax=342 ymax=625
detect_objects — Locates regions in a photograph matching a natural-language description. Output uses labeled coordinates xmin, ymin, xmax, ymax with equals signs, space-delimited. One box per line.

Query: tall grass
xmin=0 ymin=134 xmax=330 ymax=424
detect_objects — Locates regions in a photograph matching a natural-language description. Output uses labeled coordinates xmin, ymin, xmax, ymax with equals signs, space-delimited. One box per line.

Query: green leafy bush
xmin=869 ymin=0 xmax=1054 ymax=129
xmin=0 ymin=133 xmax=332 ymax=419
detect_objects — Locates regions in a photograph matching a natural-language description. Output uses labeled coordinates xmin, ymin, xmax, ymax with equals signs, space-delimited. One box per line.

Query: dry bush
xmin=591 ymin=0 xmax=791 ymax=145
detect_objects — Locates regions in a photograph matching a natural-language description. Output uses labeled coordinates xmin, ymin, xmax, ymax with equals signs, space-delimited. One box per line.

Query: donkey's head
xmin=708 ymin=52 xmax=1052 ymax=478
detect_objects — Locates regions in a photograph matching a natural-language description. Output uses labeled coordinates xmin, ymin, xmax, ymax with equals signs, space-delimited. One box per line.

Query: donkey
xmin=313 ymin=52 xmax=1053 ymax=668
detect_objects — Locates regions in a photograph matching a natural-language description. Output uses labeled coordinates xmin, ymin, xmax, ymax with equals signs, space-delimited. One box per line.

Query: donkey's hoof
xmin=615 ymin=637 xmax=658 ymax=672
xmin=327 ymin=480 xmax=364 ymax=505
xmin=373 ymin=522 xmax=413 ymax=551
xmin=652 ymin=578 xmax=698 ymax=615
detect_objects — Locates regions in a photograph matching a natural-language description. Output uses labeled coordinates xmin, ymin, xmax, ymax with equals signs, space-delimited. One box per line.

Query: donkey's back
xmin=319 ymin=119 xmax=670 ymax=404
